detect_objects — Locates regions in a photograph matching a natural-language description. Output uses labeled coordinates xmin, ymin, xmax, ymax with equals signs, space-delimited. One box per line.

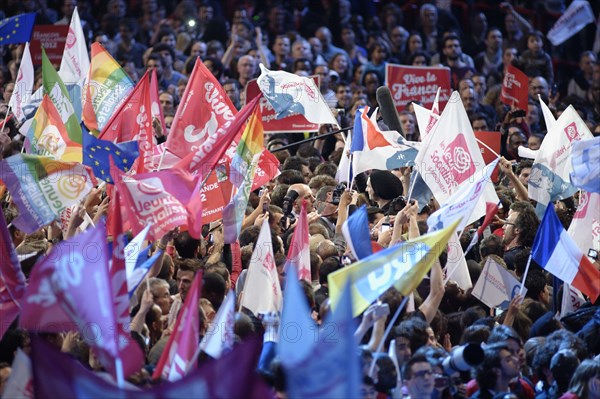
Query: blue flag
xmin=0 ymin=13 xmax=36 ymax=45
xmin=82 ymin=129 xmax=139 ymax=183
xmin=570 ymin=136 xmax=600 ymax=193
xmin=279 ymin=266 xmax=317 ymax=365
xmin=127 ymin=246 xmax=162 ymax=297
xmin=342 ymin=205 xmax=373 ymax=260
xmin=284 ymin=279 xmax=361 ymax=398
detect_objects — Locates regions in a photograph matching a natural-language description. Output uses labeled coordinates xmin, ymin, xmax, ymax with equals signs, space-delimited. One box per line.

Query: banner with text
xmin=30 ymin=25 xmax=69 ymax=67
xmin=385 ymin=64 xmax=451 ymax=112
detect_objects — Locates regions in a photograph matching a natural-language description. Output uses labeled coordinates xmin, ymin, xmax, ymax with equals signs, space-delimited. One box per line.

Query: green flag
xmin=42 ymin=48 xmax=82 ymax=144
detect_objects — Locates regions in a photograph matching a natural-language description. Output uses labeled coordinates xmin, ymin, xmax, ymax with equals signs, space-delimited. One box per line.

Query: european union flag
xmin=0 ymin=13 xmax=36 ymax=46
xmin=82 ymin=132 xmax=139 ymax=184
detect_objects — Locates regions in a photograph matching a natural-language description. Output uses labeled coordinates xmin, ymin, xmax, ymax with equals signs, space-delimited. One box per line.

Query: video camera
xmin=281 ymin=190 xmax=299 ymax=230
xmin=331 ymin=183 xmax=346 ymax=205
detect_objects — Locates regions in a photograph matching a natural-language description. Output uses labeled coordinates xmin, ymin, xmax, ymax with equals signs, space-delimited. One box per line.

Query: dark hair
xmin=277 ymin=169 xmax=304 ymax=185
xmin=152 ymin=43 xmax=176 ymax=61
xmin=174 ymin=231 xmax=200 ymax=259
xmin=402 ymin=354 xmax=430 ymax=380
xmin=524 ymin=270 xmax=547 ymax=302
xmin=319 ymin=256 xmax=342 ymax=284
xmin=479 ymin=235 xmax=504 ymax=259
xmin=202 ymin=272 xmax=226 ymax=309
xmin=395 ymin=317 xmax=429 ymax=354
xmin=476 ymin=342 xmax=511 ymax=391
xmin=488 ymin=324 xmax=522 ymax=346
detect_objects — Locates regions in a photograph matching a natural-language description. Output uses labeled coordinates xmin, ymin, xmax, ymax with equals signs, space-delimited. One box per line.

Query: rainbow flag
xmin=42 ymin=48 xmax=82 ymax=145
xmin=328 ymin=221 xmax=458 ymax=316
xmin=26 ymin=95 xmax=82 ymax=162
xmin=0 ymin=154 xmax=96 ymax=233
xmin=83 ymin=43 xmax=134 ymax=133
xmin=222 ymin=105 xmax=264 ymax=243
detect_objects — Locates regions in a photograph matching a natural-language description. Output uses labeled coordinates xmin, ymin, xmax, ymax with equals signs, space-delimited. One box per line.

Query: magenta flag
xmin=153 ymin=272 xmax=202 ymax=381
xmin=30 ymin=334 xmax=273 ymax=398
xmin=108 ymin=190 xmax=145 ymax=376
xmin=20 ymin=222 xmax=121 ymax=377
xmin=284 ymin=201 xmax=312 ymax=281
xmin=0 ymin=207 xmax=26 ymax=339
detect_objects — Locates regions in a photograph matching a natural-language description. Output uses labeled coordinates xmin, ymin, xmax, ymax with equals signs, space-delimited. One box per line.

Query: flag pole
xmin=270 ymin=127 xmax=352 ymax=153
xmin=0 ymin=105 xmax=12 ymax=135
xmin=115 ymin=358 xmax=125 ymax=388
xmin=368 ymin=295 xmax=409 ymax=377
xmin=406 ymin=172 xmax=418 ymax=202
xmin=475 ymin=138 xmax=501 ymax=158
xmin=518 ymin=253 xmax=533 ymax=296
xmin=155 ymin=146 xmax=168 ymax=171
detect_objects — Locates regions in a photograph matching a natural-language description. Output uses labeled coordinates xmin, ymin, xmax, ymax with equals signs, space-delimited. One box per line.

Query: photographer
xmin=366 ymin=170 xmax=404 ymax=215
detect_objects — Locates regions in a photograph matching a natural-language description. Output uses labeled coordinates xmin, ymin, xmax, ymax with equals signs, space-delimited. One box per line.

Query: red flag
xmin=107 ymin=190 xmax=145 ymax=376
xmin=99 ymin=70 xmax=155 ymax=173
xmin=166 ymin=57 xmax=237 ymax=158
xmin=0 ymin=207 xmax=26 ymax=340
xmin=501 ymin=64 xmax=529 ymax=112
xmin=112 ymin=162 xmax=202 ymax=240
xmin=153 ymin=272 xmax=203 ymax=381
xmin=174 ymin=95 xmax=260 ymax=179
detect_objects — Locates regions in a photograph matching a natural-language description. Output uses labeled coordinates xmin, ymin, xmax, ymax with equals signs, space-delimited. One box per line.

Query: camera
xmin=389 ymin=196 xmax=407 ymax=214
xmin=442 ymin=343 xmax=484 ymax=376
xmin=588 ymin=248 xmax=599 ymax=260
xmin=281 ymin=190 xmax=299 ymax=230
xmin=331 ymin=183 xmax=346 ymax=205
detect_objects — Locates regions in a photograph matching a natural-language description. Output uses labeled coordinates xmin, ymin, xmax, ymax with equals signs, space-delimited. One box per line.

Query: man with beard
xmin=502 ymin=201 xmax=539 ymax=270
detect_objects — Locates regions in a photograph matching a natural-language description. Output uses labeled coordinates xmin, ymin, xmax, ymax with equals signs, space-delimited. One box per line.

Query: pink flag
xmin=285 ymin=201 xmax=311 ymax=282
xmin=0 ymin=207 xmax=26 ymax=340
xmin=166 ymin=57 xmax=237 ymax=158
xmin=113 ymin=163 xmax=202 ymax=241
xmin=153 ymin=272 xmax=203 ymax=381
xmin=108 ymin=190 xmax=145 ymax=376
xmin=99 ymin=70 xmax=155 ymax=173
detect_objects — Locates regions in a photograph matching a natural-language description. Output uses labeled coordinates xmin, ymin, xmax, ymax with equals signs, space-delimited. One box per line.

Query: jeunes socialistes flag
xmin=25 ymin=95 xmax=82 ymax=162
xmin=0 ymin=154 xmax=96 ymax=233
xmin=83 ymin=43 xmax=134 ymax=133
xmin=41 ymin=48 xmax=82 ymax=145
xmin=328 ymin=221 xmax=458 ymax=316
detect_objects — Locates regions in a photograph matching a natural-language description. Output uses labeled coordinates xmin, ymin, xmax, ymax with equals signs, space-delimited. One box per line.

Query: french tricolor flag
xmin=532 ymin=204 xmax=600 ymax=303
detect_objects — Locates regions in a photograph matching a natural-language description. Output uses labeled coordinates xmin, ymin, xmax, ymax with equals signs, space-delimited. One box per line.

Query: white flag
xmin=538 ymin=95 xmax=556 ymax=132
xmin=335 ymin=133 xmax=352 ymax=184
xmin=257 ymin=64 xmax=338 ymax=126
xmin=240 ymin=220 xmax=282 ymax=315
xmin=560 ymin=283 xmax=586 ymax=318
xmin=472 ymin=257 xmax=525 ymax=309
xmin=567 ymin=191 xmax=600 ymax=261
xmin=59 ymin=7 xmax=90 ymax=120
xmin=415 ymin=91 xmax=499 ymax=222
xmin=547 ymin=0 xmax=595 ymax=46
xmin=2 ymin=349 xmax=33 ymax=399
xmin=8 ymin=42 xmax=34 ymax=123
xmin=413 ymin=87 xmax=441 ymax=139
xmin=529 ymin=106 xmax=593 ymax=213
xmin=200 ymin=291 xmax=235 ymax=358
xmin=428 ymin=158 xmax=499 ymax=233
xmin=444 ymin=233 xmax=472 ymax=290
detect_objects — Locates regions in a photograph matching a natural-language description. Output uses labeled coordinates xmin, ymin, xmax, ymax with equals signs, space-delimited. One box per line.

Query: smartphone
xmin=262 ymin=202 xmax=268 ymax=214
xmin=381 ymin=223 xmax=391 ymax=232
xmin=551 ymin=83 xmax=558 ymax=97
xmin=373 ymin=303 xmax=390 ymax=318
xmin=512 ymin=109 xmax=526 ymax=118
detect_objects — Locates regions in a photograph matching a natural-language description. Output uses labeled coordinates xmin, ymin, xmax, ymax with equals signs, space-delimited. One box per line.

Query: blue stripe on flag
xmin=532 ymin=204 xmax=563 ymax=268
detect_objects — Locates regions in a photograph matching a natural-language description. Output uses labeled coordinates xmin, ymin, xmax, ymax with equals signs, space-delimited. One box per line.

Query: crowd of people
xmin=0 ymin=0 xmax=600 ymax=398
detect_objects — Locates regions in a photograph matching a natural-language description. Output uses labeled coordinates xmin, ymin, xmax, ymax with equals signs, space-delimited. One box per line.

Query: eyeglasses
xmin=502 ymin=220 xmax=515 ymax=226
xmin=412 ymin=369 xmax=434 ymax=379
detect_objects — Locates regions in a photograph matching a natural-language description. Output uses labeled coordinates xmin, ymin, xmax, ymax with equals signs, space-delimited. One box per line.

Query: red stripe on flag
xmin=571 ymin=256 xmax=600 ymax=303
